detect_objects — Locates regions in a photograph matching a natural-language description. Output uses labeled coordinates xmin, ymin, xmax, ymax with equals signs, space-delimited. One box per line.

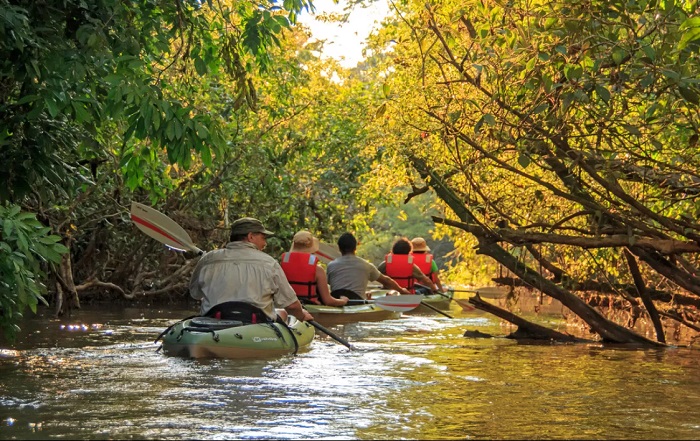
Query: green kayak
xmin=160 ymin=316 xmax=315 ymax=359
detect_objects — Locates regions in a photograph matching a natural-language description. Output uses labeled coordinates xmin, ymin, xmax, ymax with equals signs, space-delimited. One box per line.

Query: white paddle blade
xmin=451 ymin=286 xmax=510 ymax=299
xmin=373 ymin=294 xmax=424 ymax=312
xmin=474 ymin=287 xmax=510 ymax=299
xmin=316 ymin=242 xmax=341 ymax=264
xmin=130 ymin=202 xmax=203 ymax=254
xmin=455 ymin=299 xmax=476 ymax=312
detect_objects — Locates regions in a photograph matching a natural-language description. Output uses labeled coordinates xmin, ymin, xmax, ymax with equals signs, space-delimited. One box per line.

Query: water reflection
xmin=0 ymin=307 xmax=699 ymax=439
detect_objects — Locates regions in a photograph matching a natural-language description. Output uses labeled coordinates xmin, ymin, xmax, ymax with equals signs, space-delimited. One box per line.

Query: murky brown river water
xmin=1 ymin=302 xmax=699 ymax=440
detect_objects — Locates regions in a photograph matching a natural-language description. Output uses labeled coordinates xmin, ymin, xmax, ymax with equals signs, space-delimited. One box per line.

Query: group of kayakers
xmin=189 ymin=216 xmax=446 ymax=325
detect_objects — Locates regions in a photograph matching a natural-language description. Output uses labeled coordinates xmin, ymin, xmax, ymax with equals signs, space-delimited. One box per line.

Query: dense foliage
xmin=1 ymin=0 xmax=699 ymax=345
xmin=364 ymin=0 xmax=700 ymax=342
xmin=0 ymin=204 xmax=68 ymax=340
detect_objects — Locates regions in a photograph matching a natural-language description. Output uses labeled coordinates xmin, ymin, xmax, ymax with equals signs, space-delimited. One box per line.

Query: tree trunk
xmin=411 ymin=154 xmax=665 ymax=346
xmin=624 ymin=249 xmax=665 ymax=343
xmin=469 ymin=295 xmax=589 ymax=342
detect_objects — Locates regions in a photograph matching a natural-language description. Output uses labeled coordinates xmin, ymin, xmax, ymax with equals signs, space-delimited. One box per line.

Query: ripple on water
xmin=2 ymin=308 xmax=700 ymax=440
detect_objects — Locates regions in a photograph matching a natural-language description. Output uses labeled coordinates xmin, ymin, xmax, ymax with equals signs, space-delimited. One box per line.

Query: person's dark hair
xmin=337 ymin=232 xmax=357 ymax=254
xmin=392 ymin=237 xmax=412 ymax=255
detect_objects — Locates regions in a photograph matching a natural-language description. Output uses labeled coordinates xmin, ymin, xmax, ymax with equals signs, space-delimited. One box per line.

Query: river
xmin=1 ymin=301 xmax=699 ymax=440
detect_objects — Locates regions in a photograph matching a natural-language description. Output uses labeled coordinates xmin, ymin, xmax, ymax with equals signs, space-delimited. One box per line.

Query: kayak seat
xmin=330 ymin=289 xmax=365 ymax=300
xmin=203 ymin=301 xmax=272 ymax=324
xmin=415 ymin=285 xmax=432 ymax=295
xmin=189 ymin=317 xmax=244 ymax=330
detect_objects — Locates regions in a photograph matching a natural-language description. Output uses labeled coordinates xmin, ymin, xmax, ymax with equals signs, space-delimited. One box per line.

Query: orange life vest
xmin=412 ymin=252 xmax=436 ymax=283
xmin=280 ymin=252 xmax=319 ymax=303
xmin=384 ymin=253 xmax=415 ymax=292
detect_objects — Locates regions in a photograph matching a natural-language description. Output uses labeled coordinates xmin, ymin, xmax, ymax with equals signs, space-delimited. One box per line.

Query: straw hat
xmin=411 ymin=237 xmax=430 ymax=252
xmin=291 ymin=230 xmax=320 ymax=254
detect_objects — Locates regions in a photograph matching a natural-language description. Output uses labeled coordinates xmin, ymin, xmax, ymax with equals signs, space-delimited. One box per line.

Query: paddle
xmin=129 ymin=202 xmax=354 ymax=350
xmin=415 ymin=283 xmax=476 ymax=312
xmin=450 ymin=286 xmax=510 ymax=299
xmin=418 ymin=299 xmax=454 ymax=318
xmin=345 ymin=294 xmax=424 ymax=312
xmin=308 ymin=321 xmax=355 ymax=350
xmin=130 ymin=202 xmax=204 ymax=255
xmin=316 ymin=242 xmax=341 ymax=265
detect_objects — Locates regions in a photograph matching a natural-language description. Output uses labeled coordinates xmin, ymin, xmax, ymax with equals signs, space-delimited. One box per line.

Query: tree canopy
xmin=1 ymin=0 xmax=699 ymax=345
xmin=363 ymin=0 xmax=700 ymax=343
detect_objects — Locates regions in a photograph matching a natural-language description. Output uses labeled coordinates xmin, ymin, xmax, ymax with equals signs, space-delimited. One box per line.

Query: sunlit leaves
xmin=678 ymin=17 xmax=700 ymax=50
xmin=361 ymin=0 xmax=700 ymax=290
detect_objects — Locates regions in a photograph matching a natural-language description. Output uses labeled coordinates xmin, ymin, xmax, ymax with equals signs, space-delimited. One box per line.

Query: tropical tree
xmin=365 ymin=0 xmax=700 ymax=344
xmin=0 ymin=0 xmax=316 ymax=338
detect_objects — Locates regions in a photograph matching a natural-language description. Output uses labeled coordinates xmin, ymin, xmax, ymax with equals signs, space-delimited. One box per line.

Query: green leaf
xmin=194 ymin=56 xmax=208 ymax=76
xmin=16 ymin=95 xmax=38 ymax=105
xmin=678 ymin=17 xmax=700 ymax=50
xmin=645 ymin=103 xmax=659 ymax=121
xmin=526 ymin=57 xmax=536 ymax=71
xmin=474 ymin=116 xmax=484 ymax=133
xmin=660 ymin=69 xmax=680 ymax=81
xmin=680 ymin=17 xmax=700 ymax=31
xmin=532 ymin=103 xmax=549 ymax=114
xmin=564 ymin=64 xmax=582 ymax=81
xmin=52 ymin=243 xmax=69 ymax=254
xmin=72 ymin=102 xmax=92 ymax=123
xmin=612 ymin=49 xmax=626 ymax=66
xmin=195 ymin=122 xmax=210 ymax=140
xmin=166 ymin=122 xmax=175 ymax=141
xmin=38 ymin=235 xmax=62 ymax=245
xmin=174 ymin=119 xmax=183 ymax=140
xmin=679 ymin=87 xmax=699 ymax=105
xmin=595 ymin=85 xmax=611 ymax=103
xmin=375 ymin=102 xmax=386 ymax=119
xmin=623 ymin=124 xmax=641 ymax=136
xmin=200 ymin=144 xmax=212 ymax=167
xmin=3 ymin=219 xmax=14 ymax=236
xmin=16 ymin=230 xmax=28 ymax=253
xmin=16 ymin=212 xmax=37 ymax=221
xmin=45 ymin=97 xmax=60 ymax=118
xmin=518 ymin=154 xmax=531 ymax=168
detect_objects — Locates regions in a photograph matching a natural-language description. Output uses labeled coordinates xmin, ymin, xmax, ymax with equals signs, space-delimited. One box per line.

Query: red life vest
xmin=384 ymin=253 xmax=415 ymax=292
xmin=412 ymin=252 xmax=436 ymax=283
xmin=280 ymin=252 xmax=319 ymax=303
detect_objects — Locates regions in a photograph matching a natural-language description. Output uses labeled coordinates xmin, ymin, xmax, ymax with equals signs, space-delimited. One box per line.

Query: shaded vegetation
xmin=1 ymin=0 xmax=699 ymax=346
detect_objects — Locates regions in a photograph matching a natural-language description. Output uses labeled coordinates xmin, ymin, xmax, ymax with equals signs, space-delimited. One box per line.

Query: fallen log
xmin=468 ymin=294 xmax=592 ymax=343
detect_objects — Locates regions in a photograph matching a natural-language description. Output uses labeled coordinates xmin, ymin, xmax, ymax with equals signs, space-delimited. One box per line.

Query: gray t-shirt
xmin=326 ymin=254 xmax=381 ymax=299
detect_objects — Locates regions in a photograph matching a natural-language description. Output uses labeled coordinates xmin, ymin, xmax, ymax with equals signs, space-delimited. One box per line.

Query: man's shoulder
xmin=202 ymin=244 xmax=276 ymax=264
xmin=199 ymin=248 xmax=226 ymax=260
xmin=331 ymin=255 xmax=375 ymax=268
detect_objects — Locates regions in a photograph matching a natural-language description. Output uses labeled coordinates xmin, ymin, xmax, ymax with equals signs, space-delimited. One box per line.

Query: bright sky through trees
xmin=297 ymin=0 xmax=390 ymax=68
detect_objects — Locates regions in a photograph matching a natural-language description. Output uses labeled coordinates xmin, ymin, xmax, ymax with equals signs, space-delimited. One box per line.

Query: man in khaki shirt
xmin=189 ymin=217 xmax=313 ymax=323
